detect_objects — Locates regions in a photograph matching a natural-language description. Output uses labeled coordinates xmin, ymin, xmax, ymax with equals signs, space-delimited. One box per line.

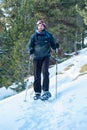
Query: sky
xmin=0 ymin=47 xmax=87 ymax=130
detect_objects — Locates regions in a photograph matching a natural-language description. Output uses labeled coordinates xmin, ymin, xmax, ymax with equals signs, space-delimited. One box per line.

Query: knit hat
xmin=36 ymin=20 xmax=46 ymax=28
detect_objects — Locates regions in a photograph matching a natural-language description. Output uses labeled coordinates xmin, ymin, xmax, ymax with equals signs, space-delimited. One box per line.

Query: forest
xmin=0 ymin=0 xmax=87 ymax=89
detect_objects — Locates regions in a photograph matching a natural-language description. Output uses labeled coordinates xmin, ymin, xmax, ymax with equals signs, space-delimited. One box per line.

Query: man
xmin=28 ymin=20 xmax=59 ymax=100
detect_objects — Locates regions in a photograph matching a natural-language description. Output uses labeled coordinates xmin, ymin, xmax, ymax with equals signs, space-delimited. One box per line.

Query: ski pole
xmin=55 ymin=49 xmax=58 ymax=98
xmin=24 ymin=55 xmax=30 ymax=102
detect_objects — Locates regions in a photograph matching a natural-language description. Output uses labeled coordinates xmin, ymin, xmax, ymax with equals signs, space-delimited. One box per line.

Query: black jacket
xmin=28 ymin=29 xmax=59 ymax=59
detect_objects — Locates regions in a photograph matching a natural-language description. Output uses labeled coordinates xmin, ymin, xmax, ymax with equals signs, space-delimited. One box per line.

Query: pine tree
xmin=0 ymin=0 xmax=87 ymax=89
xmin=0 ymin=0 xmax=35 ymax=88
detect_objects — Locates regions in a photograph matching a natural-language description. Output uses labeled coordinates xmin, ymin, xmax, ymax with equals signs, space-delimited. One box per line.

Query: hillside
xmin=0 ymin=48 xmax=87 ymax=130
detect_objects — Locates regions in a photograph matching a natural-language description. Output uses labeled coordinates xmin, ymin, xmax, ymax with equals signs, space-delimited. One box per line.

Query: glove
xmin=29 ymin=48 xmax=34 ymax=55
xmin=56 ymin=43 xmax=59 ymax=48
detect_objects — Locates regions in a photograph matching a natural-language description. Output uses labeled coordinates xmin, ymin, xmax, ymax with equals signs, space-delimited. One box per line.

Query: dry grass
xmin=64 ymin=64 xmax=74 ymax=71
xmin=58 ymin=71 xmax=64 ymax=75
xmin=80 ymin=64 xmax=87 ymax=73
xmin=73 ymin=72 xmax=87 ymax=81
xmin=73 ymin=64 xmax=87 ymax=81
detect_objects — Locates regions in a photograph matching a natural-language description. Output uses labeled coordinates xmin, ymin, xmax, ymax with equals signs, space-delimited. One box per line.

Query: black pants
xmin=33 ymin=57 xmax=50 ymax=94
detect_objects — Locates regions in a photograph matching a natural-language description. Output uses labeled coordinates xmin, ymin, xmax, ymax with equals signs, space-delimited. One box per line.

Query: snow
xmin=84 ymin=37 xmax=87 ymax=45
xmin=0 ymin=48 xmax=87 ymax=130
xmin=0 ymin=87 xmax=16 ymax=100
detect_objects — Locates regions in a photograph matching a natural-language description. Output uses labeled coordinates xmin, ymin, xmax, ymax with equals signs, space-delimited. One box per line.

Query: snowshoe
xmin=41 ymin=91 xmax=52 ymax=101
xmin=33 ymin=94 xmax=41 ymax=100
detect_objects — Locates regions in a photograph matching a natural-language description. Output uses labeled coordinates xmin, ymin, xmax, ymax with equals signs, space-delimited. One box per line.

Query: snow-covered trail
xmin=0 ymin=48 xmax=87 ymax=130
xmin=0 ymin=73 xmax=87 ymax=130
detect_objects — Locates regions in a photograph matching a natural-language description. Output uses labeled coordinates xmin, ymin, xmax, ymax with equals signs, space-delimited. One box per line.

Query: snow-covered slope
xmin=0 ymin=48 xmax=87 ymax=130
xmin=0 ymin=87 xmax=16 ymax=100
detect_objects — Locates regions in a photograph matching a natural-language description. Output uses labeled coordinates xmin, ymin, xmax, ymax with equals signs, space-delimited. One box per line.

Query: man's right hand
xmin=29 ymin=48 xmax=34 ymax=54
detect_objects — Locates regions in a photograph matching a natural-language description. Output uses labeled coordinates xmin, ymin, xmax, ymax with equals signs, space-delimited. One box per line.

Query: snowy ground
xmin=0 ymin=48 xmax=87 ymax=130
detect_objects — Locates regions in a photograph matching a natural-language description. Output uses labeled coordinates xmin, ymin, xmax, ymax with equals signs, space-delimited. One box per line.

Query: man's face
xmin=37 ymin=23 xmax=45 ymax=32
